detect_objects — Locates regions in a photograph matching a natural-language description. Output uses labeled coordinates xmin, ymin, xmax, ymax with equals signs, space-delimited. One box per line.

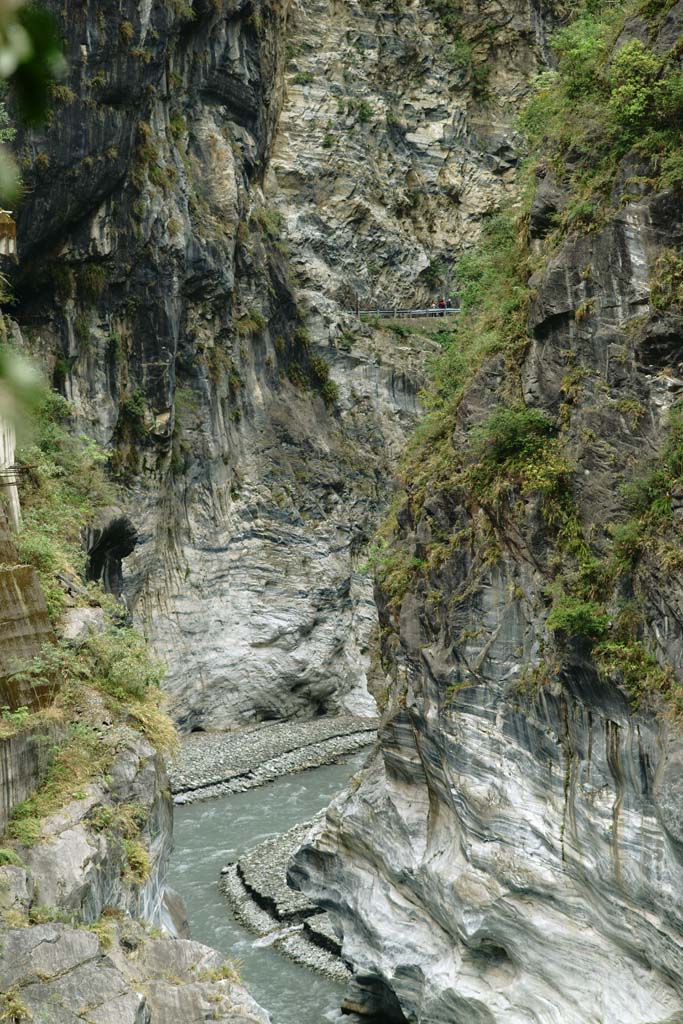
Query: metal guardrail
xmin=348 ymin=307 xmax=461 ymax=319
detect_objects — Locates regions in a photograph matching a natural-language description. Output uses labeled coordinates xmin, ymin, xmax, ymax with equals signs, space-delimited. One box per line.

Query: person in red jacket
xmin=438 ymin=298 xmax=446 ymax=316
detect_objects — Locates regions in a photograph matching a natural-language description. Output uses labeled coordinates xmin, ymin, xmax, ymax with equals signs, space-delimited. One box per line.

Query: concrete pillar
xmin=0 ymin=413 xmax=20 ymax=529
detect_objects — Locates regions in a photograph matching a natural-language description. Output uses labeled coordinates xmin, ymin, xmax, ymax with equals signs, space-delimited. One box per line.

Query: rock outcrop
xmin=0 ymin=724 xmax=272 ymax=1023
xmin=289 ymin=11 xmax=683 ymax=1022
xmin=10 ymin=0 xmax=551 ymax=728
xmin=0 ymin=723 xmax=65 ymax=832
xmin=0 ymin=921 xmax=269 ymax=1024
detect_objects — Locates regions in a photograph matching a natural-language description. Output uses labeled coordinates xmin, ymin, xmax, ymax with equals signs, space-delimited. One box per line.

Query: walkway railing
xmin=348 ymin=307 xmax=460 ymax=319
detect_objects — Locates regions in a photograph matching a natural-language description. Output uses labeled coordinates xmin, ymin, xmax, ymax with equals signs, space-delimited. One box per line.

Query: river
xmin=168 ymin=750 xmax=369 ymax=1024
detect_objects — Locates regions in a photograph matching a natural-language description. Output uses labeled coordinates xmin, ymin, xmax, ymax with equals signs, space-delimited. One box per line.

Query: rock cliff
xmin=10 ymin=0 xmax=551 ymax=728
xmin=290 ymin=5 xmax=683 ymax=1022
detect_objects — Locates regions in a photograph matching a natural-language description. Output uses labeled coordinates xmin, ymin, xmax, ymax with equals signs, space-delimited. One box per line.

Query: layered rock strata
xmin=290 ymin=30 xmax=683 ymax=1024
xmin=0 ymin=505 xmax=54 ymax=708
xmin=11 ymin=0 xmax=552 ymax=727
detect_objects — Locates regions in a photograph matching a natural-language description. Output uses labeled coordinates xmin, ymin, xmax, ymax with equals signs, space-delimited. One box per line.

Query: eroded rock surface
xmin=290 ymin=99 xmax=683 ymax=1024
xmin=13 ymin=0 xmax=550 ymax=728
xmin=0 ymin=922 xmax=269 ymax=1024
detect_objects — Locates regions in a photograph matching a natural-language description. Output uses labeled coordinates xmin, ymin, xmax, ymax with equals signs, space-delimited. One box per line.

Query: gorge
xmin=1 ymin=0 xmax=683 ymax=1022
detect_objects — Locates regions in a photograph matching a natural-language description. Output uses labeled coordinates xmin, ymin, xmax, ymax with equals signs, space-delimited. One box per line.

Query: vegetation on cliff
xmin=374 ymin=0 xmax=683 ymax=716
xmin=1 ymin=343 xmax=175 ymax=855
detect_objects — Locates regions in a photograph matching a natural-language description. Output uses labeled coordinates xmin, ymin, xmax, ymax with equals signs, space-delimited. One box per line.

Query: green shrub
xmin=293 ymin=71 xmax=313 ymax=85
xmin=320 ymin=379 xmax=339 ymax=405
xmin=650 ymin=247 xmax=683 ymax=311
xmin=473 ymin=406 xmax=555 ymax=466
xmin=235 ymin=309 xmax=267 ymax=334
xmin=254 ymin=208 xmax=283 ymax=240
xmin=519 ymin=4 xmax=683 ymax=236
xmin=9 ymin=626 xmax=175 ymax=754
xmin=79 ymin=264 xmax=106 ymax=302
xmin=595 ymin=639 xmax=677 ymax=709
xmin=607 ymin=40 xmax=683 ymax=145
xmin=15 ymin=389 xmax=113 ymax=621
xmin=7 ymin=724 xmax=108 ymax=846
xmin=547 ymin=596 xmax=610 ymax=642
xmin=0 ymin=848 xmax=24 ymax=866
xmin=444 ymin=36 xmax=471 ymax=73
xmin=553 ymin=14 xmax=610 ymax=100
xmin=0 ymin=988 xmax=30 ymax=1022
xmin=119 ymin=388 xmax=148 ymax=438
xmin=123 ymin=838 xmax=150 ymax=883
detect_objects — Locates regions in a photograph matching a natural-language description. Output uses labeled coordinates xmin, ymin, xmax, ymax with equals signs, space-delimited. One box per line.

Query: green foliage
xmin=0 ymin=706 xmax=30 ymax=738
xmin=519 ymin=4 xmax=683 ymax=237
xmin=426 ymin=0 xmax=461 ymax=33
xmin=169 ymin=113 xmax=187 ymax=140
xmin=444 ymin=35 xmax=472 ymax=73
xmin=0 ymin=987 xmax=30 ymax=1022
xmin=90 ymin=801 xmax=146 ymax=839
xmin=607 ymin=40 xmax=683 ymax=145
xmin=196 ymin=961 xmax=242 ymax=984
xmin=123 ymin=838 xmax=150 ymax=883
xmin=293 ymin=71 xmax=313 ymax=85
xmin=254 ymin=208 xmax=283 ymax=240
xmin=16 ymin=390 xmax=113 ymax=621
xmin=426 ymin=210 xmax=530 ymax=411
xmin=235 ymin=309 xmax=267 ymax=335
xmin=308 ymin=355 xmax=338 ymax=404
xmin=10 ymin=625 xmax=175 ymax=755
xmin=547 ymin=596 xmax=609 ymax=641
xmin=119 ymin=388 xmax=148 ymax=439
xmin=472 ymin=406 xmax=555 ymax=466
xmin=166 ymin=0 xmax=195 ymax=17
xmin=650 ymin=247 xmax=683 ymax=310
xmin=7 ymin=723 xmax=110 ymax=846
xmin=595 ymin=639 xmax=680 ymax=711
xmin=287 ymin=361 xmax=307 ymax=389
xmin=0 ymin=99 xmax=15 ymax=145
xmin=15 ymin=627 xmax=165 ymax=705
xmin=79 ymin=264 xmax=107 ymax=302
xmin=0 ymin=848 xmax=24 ymax=866
xmin=371 ymin=0 xmax=683 ymax=717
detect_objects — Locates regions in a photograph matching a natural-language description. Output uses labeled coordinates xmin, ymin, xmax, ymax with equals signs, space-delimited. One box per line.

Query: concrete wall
xmin=0 ymin=413 xmax=20 ymax=531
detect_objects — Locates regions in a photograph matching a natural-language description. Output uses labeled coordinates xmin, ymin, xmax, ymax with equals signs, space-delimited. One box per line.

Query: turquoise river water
xmin=168 ymin=750 xmax=369 ymax=1024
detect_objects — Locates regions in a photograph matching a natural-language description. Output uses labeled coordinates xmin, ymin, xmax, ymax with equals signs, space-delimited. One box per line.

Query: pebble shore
xmin=171 ymin=716 xmax=376 ymax=981
xmin=219 ymin=817 xmax=349 ymax=982
xmin=170 ymin=716 xmax=377 ymax=802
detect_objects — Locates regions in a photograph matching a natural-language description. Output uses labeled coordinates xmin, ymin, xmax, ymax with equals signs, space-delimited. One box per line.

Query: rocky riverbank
xmin=220 ymin=816 xmax=347 ymax=983
xmin=170 ymin=716 xmax=377 ymax=803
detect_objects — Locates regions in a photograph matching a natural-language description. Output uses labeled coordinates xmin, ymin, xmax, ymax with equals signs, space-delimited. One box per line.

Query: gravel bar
xmin=219 ymin=828 xmax=349 ymax=984
xmin=170 ymin=715 xmax=376 ymax=803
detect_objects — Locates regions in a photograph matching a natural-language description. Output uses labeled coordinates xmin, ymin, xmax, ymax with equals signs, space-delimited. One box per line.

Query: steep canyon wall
xmin=11 ymin=0 xmax=550 ymax=727
xmin=291 ymin=5 xmax=683 ymax=1022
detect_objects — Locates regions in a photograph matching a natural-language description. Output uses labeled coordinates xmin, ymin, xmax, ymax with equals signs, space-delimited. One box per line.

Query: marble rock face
xmin=0 ymin=923 xmax=270 ymax=1024
xmin=14 ymin=0 xmax=549 ymax=728
xmin=290 ymin=53 xmax=683 ymax=1022
xmin=292 ymin=666 xmax=683 ymax=1024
